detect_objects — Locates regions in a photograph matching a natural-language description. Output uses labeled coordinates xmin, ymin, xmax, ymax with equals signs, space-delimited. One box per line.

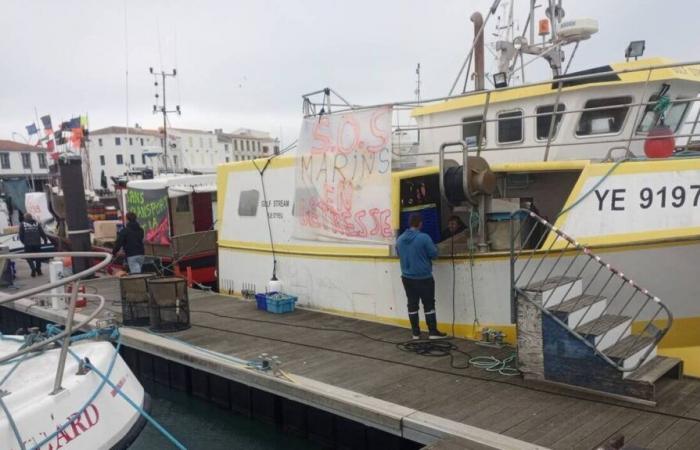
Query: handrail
xmin=509 ymin=210 xmax=673 ymax=372
xmin=0 ymin=251 xmax=112 ymax=392
xmin=303 ymin=59 xmax=700 ymax=115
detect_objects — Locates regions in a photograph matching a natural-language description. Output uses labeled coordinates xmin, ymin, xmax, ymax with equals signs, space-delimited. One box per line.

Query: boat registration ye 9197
xmin=558 ymin=170 xmax=700 ymax=240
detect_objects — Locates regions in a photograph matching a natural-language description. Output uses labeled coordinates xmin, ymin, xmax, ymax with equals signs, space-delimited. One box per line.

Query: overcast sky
xmin=1 ymin=0 xmax=697 ymax=146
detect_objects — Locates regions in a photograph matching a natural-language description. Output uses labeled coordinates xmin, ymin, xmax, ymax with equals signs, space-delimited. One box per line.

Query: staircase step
xmin=604 ymin=335 xmax=654 ymax=360
xmin=604 ymin=335 xmax=657 ymax=376
xmin=626 ymin=356 xmax=684 ymax=384
xmin=575 ymin=314 xmax=631 ymax=351
xmin=548 ymin=295 xmax=606 ymax=327
xmin=522 ymin=275 xmax=579 ymax=293
xmin=521 ymin=276 xmax=582 ymax=308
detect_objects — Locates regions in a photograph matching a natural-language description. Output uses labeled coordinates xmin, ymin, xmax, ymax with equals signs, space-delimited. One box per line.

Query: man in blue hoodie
xmin=396 ymin=213 xmax=447 ymax=340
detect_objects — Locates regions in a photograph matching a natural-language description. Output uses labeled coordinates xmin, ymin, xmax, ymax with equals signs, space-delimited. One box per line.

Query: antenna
xmin=151 ymin=68 xmax=181 ymax=173
xmin=415 ymin=63 xmax=421 ymax=103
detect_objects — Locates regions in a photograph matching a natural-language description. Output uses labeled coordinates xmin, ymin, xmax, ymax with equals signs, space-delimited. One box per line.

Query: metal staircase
xmin=510 ymin=210 xmax=683 ymax=403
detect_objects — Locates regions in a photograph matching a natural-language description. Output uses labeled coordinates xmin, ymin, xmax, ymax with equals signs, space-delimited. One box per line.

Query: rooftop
xmin=0 ymin=140 xmax=46 ymax=152
xmin=90 ymin=126 xmax=161 ymax=137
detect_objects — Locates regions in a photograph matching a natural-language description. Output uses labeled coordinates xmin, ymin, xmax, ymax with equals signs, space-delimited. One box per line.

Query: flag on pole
xmin=68 ymin=117 xmax=81 ymax=129
xmin=80 ymin=115 xmax=88 ymax=128
xmin=47 ymin=140 xmax=55 ymax=151
xmin=70 ymin=128 xmax=84 ymax=149
xmin=26 ymin=123 xmax=38 ymax=135
xmin=40 ymin=115 xmax=52 ymax=131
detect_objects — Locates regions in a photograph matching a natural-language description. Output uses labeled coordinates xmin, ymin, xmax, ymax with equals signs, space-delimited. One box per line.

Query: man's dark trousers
xmin=24 ymin=244 xmax=42 ymax=273
xmin=401 ymin=276 xmax=438 ymax=334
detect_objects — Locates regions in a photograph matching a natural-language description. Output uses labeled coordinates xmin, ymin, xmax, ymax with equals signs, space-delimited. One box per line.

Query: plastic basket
xmin=265 ymin=293 xmax=297 ymax=314
xmin=255 ymin=293 xmax=269 ymax=311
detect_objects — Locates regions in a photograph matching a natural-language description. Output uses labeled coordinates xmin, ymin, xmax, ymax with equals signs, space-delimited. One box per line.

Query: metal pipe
xmin=0 ymin=252 xmax=112 ymax=306
xmin=51 ymin=281 xmax=80 ymax=395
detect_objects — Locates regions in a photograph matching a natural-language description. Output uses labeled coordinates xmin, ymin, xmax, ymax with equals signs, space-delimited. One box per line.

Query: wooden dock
xmin=2 ymin=266 xmax=700 ymax=449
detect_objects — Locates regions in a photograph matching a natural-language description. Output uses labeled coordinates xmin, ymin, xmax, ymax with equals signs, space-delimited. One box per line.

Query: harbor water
xmin=131 ymin=383 xmax=319 ymax=450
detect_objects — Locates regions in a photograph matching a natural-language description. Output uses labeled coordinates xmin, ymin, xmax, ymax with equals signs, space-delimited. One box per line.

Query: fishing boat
xmin=215 ymin=0 xmax=700 ymax=397
xmin=125 ymin=174 xmax=218 ymax=287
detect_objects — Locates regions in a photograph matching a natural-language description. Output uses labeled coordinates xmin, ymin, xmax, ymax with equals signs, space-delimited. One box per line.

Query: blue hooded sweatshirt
xmin=396 ymin=228 xmax=438 ymax=279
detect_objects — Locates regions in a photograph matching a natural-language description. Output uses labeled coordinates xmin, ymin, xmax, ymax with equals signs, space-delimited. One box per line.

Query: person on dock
xmin=113 ymin=212 xmax=145 ymax=274
xmin=19 ymin=213 xmax=49 ymax=277
xmin=396 ymin=213 xmax=448 ymax=340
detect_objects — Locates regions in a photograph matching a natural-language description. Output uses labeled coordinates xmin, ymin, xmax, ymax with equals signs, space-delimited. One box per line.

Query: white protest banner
xmin=24 ymin=192 xmax=53 ymax=224
xmin=294 ymin=106 xmax=393 ymax=243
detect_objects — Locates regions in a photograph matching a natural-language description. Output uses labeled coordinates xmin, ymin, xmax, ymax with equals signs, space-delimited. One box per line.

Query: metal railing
xmin=302 ymin=60 xmax=700 ymax=162
xmin=509 ymin=210 xmax=673 ymax=372
xmin=0 ymin=252 xmax=112 ymax=393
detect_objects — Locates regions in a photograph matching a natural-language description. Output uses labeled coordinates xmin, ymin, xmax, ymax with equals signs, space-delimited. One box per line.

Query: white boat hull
xmin=0 ymin=339 xmax=146 ymax=450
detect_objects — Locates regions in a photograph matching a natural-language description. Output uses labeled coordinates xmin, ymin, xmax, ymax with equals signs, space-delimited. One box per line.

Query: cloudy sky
xmin=1 ymin=0 xmax=697 ymax=146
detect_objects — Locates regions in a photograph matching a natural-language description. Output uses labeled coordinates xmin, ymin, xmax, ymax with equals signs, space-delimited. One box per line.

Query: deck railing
xmin=509 ymin=211 xmax=673 ymax=372
xmin=302 ymin=60 xmax=700 ymax=162
xmin=0 ymin=252 xmax=112 ymax=393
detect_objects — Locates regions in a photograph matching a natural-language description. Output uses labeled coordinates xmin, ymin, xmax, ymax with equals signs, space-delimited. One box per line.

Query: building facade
xmin=0 ymin=140 xmax=51 ymax=186
xmin=89 ymin=126 xmax=279 ymax=190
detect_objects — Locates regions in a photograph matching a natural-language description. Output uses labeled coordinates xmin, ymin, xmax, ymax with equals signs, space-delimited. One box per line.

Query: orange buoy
xmin=644 ymin=126 xmax=675 ymax=158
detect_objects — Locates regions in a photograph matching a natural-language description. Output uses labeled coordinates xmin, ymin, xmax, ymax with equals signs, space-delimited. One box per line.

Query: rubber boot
xmin=408 ymin=311 xmax=421 ymax=339
xmin=425 ymin=311 xmax=447 ymax=339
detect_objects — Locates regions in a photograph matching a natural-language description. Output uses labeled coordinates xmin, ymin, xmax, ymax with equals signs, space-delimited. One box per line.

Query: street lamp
xmin=11 ymin=132 xmax=35 ymax=191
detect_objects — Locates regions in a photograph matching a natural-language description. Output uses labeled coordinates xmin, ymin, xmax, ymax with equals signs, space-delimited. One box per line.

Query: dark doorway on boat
xmin=192 ymin=192 xmax=214 ymax=232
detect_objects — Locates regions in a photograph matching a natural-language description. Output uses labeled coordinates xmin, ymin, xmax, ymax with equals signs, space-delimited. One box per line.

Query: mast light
xmin=625 ymin=40 xmax=646 ymax=61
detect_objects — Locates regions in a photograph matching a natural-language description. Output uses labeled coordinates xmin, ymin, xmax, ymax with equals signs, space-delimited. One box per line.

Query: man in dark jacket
xmin=19 ymin=213 xmax=49 ymax=277
xmin=113 ymin=212 xmax=146 ymax=273
xmin=396 ymin=213 xmax=447 ymax=340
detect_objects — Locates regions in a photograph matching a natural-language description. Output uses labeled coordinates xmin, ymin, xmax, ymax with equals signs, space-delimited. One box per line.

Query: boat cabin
xmin=126 ymin=175 xmax=218 ymax=285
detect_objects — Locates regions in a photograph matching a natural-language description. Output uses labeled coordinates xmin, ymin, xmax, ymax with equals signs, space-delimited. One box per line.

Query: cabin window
xmin=461 ymin=115 xmax=484 ymax=147
xmin=175 ymin=195 xmax=190 ymax=212
xmin=497 ymin=110 xmax=523 ymax=144
xmin=238 ymin=190 xmax=260 ymax=216
xmin=576 ymin=96 xmax=632 ymax=136
xmin=637 ymin=98 xmax=689 ymax=133
xmin=536 ymin=104 xmax=566 ymax=140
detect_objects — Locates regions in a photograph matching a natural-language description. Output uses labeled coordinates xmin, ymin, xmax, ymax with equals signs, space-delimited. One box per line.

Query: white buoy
xmin=267 ymin=277 xmax=283 ymax=294
xmin=49 ymin=260 xmax=64 ymax=310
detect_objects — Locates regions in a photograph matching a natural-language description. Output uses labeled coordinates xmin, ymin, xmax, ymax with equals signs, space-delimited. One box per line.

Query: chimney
xmin=470 ymin=12 xmax=485 ymax=91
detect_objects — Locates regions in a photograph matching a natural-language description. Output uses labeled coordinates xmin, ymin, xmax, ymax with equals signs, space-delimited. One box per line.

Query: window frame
xmin=130 ymin=154 xmax=135 ymax=165
xmin=575 ymin=96 xmax=634 ymax=138
xmin=116 ymin=154 xmax=124 ymax=165
xmin=115 ymin=137 xmax=121 ymax=146
xmin=636 ymin=97 xmax=690 ymax=134
xmin=496 ymin=109 xmax=525 ymax=145
xmin=461 ymin=115 xmax=486 ymax=148
xmin=37 ymin=152 xmax=47 ymax=169
xmin=535 ymin=103 xmax=567 ymax=142
xmin=21 ymin=152 xmax=31 ymax=169
xmin=99 ymin=155 xmax=106 ymax=166
xmin=0 ymin=153 xmax=9 ymax=169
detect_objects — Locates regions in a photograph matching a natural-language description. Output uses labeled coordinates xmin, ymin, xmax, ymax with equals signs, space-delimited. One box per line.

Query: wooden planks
xmin=3 ymin=267 xmax=700 ymax=449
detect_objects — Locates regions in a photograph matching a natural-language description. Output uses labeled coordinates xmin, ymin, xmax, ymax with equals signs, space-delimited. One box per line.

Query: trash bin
xmin=119 ymin=273 xmax=154 ymax=326
xmin=147 ymin=277 xmax=190 ymax=332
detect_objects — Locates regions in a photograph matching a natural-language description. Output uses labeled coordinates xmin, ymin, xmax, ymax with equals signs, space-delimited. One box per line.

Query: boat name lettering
xmin=29 ymin=403 xmax=100 ymax=450
xmin=260 ymin=199 xmax=290 ymax=208
xmin=595 ymin=185 xmax=700 ymax=211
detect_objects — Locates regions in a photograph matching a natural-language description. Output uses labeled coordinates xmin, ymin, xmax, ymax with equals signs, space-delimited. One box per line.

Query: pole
xmin=162 ymin=72 xmax=168 ymax=172
xmin=150 ymin=67 xmax=179 ymax=174
xmin=59 ymin=155 xmax=91 ymax=274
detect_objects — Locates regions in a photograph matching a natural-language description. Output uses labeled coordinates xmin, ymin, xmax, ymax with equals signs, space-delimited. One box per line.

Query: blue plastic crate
xmin=255 ymin=293 xmax=269 ymax=311
xmin=265 ymin=293 xmax=297 ymax=314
